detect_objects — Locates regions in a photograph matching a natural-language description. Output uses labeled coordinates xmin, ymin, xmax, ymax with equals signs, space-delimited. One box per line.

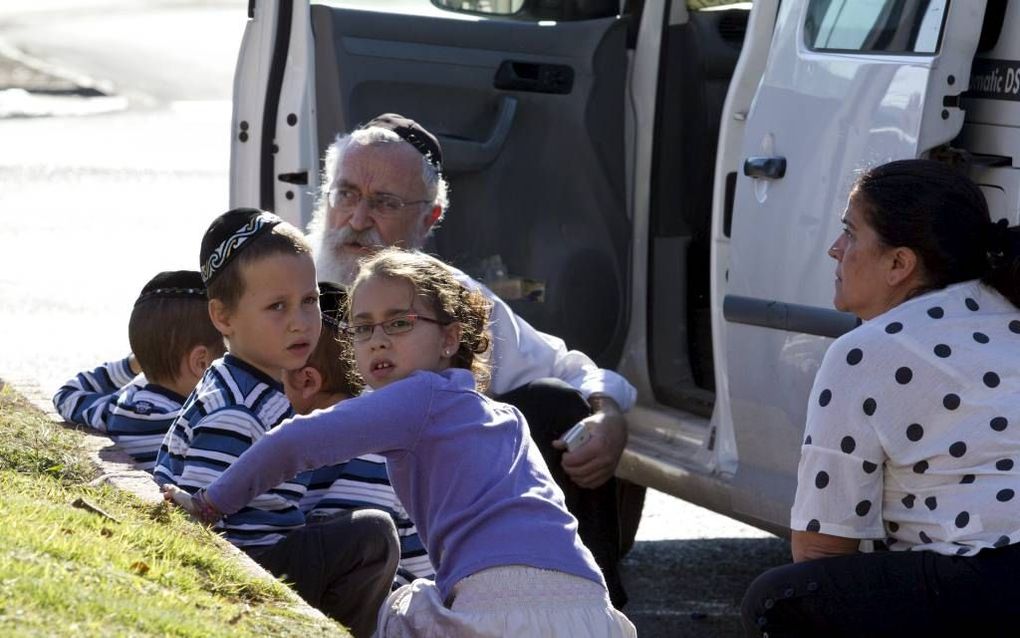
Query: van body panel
xmin=710 ymin=0 xmax=781 ymax=481
xmin=230 ymin=1 xmax=280 ymax=213
xmin=718 ymin=0 xmax=986 ymax=527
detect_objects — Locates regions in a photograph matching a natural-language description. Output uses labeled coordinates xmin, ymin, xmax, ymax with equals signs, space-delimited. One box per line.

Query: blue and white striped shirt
xmin=53 ymin=356 xmax=186 ymax=472
xmin=302 ymin=454 xmax=435 ymax=587
xmin=154 ymin=354 xmax=308 ymax=547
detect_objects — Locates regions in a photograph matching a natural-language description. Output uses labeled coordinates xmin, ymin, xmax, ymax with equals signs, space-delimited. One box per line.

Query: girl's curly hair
xmin=342 ymin=248 xmax=493 ymax=392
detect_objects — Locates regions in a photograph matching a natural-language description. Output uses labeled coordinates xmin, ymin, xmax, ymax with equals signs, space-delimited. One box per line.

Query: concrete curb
xmin=11 ymin=379 xmax=332 ymax=625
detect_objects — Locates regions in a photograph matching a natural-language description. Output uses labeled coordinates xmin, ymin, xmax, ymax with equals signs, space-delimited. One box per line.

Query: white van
xmin=229 ymin=0 xmax=1014 ymax=535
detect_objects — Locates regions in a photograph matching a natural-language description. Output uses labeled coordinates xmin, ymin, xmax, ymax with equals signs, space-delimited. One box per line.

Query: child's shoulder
xmin=398 ymin=368 xmax=476 ymax=394
xmin=138 ymin=382 xmax=186 ymax=404
xmin=117 ymin=382 xmax=187 ymax=416
xmin=200 ymin=356 xmax=285 ymax=397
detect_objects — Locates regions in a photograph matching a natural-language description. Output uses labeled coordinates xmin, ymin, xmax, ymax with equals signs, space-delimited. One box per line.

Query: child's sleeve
xmin=52 ymin=356 xmax=139 ymax=431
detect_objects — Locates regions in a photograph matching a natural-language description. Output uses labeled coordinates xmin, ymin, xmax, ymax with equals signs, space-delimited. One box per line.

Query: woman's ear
xmin=887 ymin=246 xmax=921 ymax=288
xmin=208 ymin=299 xmax=233 ymax=337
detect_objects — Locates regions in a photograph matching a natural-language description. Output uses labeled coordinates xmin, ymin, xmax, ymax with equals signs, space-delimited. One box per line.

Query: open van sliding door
xmin=232 ymin=0 xmax=635 ymax=368
xmin=713 ymin=0 xmax=987 ymax=530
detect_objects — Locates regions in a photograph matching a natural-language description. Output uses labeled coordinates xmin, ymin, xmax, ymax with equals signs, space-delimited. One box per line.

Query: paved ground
xmin=620 ymin=489 xmax=787 ymax=635
xmin=0 ymin=4 xmax=791 ymax=634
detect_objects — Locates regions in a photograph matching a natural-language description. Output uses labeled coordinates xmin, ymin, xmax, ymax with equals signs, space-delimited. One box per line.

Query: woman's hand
xmin=791 ymin=530 xmax=861 ymax=562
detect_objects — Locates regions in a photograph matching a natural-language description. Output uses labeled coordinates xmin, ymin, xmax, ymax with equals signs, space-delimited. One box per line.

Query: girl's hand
xmin=162 ymin=485 xmax=223 ymax=524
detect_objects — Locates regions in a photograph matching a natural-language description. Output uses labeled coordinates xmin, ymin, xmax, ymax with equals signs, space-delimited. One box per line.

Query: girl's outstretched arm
xmin=200 ymin=373 xmax=432 ymax=516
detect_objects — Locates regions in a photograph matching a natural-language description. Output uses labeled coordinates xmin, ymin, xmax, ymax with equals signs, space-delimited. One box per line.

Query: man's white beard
xmin=309 ymin=227 xmax=377 ymax=285
xmin=310 ymin=225 xmax=424 ymax=286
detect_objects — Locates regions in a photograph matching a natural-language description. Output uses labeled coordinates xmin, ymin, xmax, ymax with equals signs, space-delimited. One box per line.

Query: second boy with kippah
xmin=153 ymin=208 xmax=399 ymax=637
xmin=54 ymin=270 xmax=224 ymax=472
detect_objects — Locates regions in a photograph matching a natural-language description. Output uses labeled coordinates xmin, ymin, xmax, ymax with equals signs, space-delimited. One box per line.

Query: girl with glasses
xmin=165 ymin=247 xmax=636 ymax=637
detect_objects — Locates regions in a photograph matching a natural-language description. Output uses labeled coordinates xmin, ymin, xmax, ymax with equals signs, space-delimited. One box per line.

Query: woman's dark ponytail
xmin=982 ymin=218 xmax=1020 ymax=308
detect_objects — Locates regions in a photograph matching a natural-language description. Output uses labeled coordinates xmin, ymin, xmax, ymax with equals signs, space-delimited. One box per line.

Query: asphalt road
xmin=0 ymin=2 xmax=790 ymax=635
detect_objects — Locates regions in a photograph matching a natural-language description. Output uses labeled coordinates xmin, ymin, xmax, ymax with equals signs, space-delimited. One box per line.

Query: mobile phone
xmin=562 ymin=422 xmax=591 ymax=452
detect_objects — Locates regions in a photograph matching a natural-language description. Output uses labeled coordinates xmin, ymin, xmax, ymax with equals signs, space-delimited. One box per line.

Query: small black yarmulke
xmin=362 ymin=113 xmax=443 ymax=172
xmin=135 ymin=270 xmax=206 ymax=306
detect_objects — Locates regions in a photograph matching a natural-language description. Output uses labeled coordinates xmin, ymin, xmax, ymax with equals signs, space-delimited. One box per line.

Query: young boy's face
xmin=219 ymin=253 xmax=321 ymax=380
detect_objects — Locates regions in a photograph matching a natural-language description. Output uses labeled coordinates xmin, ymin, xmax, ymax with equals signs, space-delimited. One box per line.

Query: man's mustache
xmin=324 ymin=226 xmax=385 ymax=250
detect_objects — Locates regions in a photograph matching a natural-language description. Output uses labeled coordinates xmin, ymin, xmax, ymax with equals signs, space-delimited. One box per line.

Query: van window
xmin=804 ymin=0 xmax=948 ymax=54
xmin=433 ymin=0 xmax=525 ymax=14
xmin=430 ymin=0 xmax=618 ymax=19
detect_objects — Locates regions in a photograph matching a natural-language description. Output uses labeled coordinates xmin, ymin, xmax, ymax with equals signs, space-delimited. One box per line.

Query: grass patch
xmin=0 ymin=386 xmax=346 ymax=636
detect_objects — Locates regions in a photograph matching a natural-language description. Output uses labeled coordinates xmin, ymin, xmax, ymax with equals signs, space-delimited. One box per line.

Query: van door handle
xmin=743 ymin=156 xmax=787 ymax=179
xmin=494 ymin=61 xmax=574 ymax=94
xmin=437 ymin=96 xmax=518 ymax=174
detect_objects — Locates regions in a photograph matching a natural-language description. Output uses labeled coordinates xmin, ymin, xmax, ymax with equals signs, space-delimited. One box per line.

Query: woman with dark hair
xmin=742 ymin=159 xmax=1020 ymax=636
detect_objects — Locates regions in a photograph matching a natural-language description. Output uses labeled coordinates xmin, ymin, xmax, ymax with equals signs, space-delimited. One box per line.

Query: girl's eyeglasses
xmin=343 ymin=313 xmax=447 ymax=342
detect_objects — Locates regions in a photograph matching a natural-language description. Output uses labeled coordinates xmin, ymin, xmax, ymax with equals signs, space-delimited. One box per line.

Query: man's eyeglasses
xmin=343 ymin=313 xmax=448 ymax=342
xmin=328 ymin=187 xmax=431 ymax=217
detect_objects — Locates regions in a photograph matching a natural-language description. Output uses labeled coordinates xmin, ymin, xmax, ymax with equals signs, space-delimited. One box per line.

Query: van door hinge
xmin=278 ymin=171 xmax=308 ymax=185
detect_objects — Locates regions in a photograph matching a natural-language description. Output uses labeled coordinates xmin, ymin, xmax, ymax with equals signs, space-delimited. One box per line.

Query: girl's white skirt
xmin=375 ymin=565 xmax=637 ymax=637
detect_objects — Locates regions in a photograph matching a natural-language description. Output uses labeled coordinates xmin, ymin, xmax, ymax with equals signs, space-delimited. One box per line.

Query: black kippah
xmin=200 ymin=208 xmax=282 ymax=284
xmin=135 ymin=270 xmax=206 ymax=306
xmin=318 ymin=281 xmax=348 ymax=330
xmin=362 ymin=113 xmax=443 ymax=172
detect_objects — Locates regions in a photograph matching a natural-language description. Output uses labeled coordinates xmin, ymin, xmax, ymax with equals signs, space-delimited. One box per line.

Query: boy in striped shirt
xmin=287 ymin=282 xmax=435 ymax=588
xmin=154 ymin=209 xmax=398 ymax=637
xmin=53 ymin=270 xmax=224 ymax=472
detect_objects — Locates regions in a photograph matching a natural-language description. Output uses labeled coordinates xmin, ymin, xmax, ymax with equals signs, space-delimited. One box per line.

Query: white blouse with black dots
xmin=791 ymin=280 xmax=1020 ymax=556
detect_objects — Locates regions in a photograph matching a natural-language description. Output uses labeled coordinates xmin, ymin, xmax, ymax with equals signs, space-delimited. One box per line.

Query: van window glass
xmin=804 ymin=0 xmax=948 ymax=54
xmin=432 ymin=0 xmax=628 ymax=19
xmin=688 ymin=0 xmax=752 ymax=7
xmin=432 ymin=0 xmax=526 ymax=14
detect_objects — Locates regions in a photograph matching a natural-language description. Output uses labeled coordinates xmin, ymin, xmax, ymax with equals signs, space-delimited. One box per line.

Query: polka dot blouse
xmin=791 ymin=280 xmax=1020 ymax=556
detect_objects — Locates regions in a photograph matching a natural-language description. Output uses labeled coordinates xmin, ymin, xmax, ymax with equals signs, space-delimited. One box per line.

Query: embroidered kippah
xmin=200 ymin=208 xmax=282 ymax=284
xmin=362 ymin=113 xmax=443 ymax=172
xmin=318 ymin=281 xmax=348 ymax=330
xmin=135 ymin=270 xmax=206 ymax=306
